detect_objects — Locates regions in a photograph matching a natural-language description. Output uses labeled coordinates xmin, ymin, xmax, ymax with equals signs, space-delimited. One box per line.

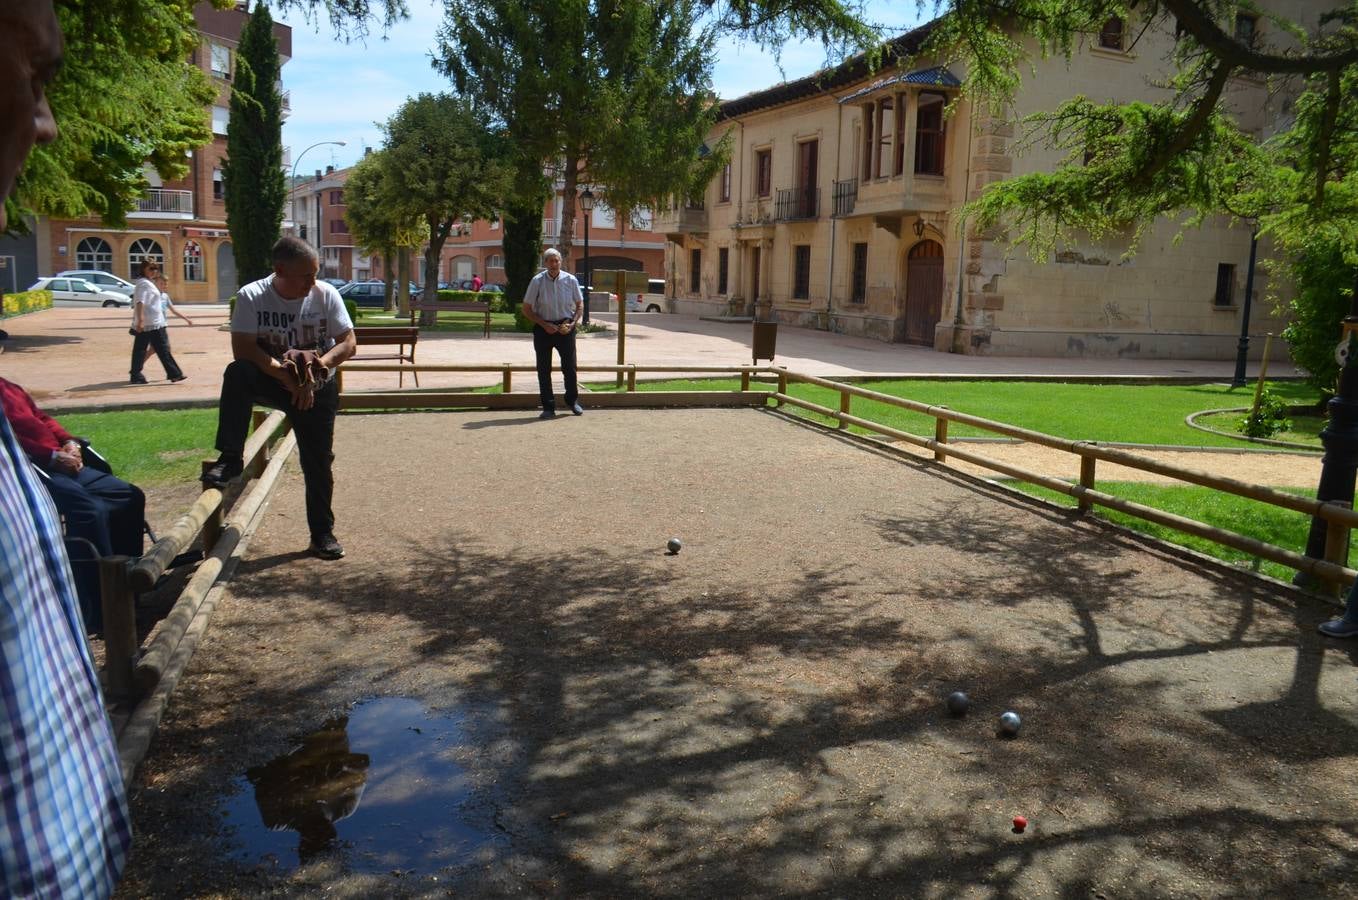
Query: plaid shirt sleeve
xmin=0 ymin=411 xmax=131 ymax=898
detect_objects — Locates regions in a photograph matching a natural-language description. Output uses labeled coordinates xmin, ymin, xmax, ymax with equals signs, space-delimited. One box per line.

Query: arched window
xmin=128 ymin=238 xmax=164 ymax=278
xmin=183 ymin=240 xmax=205 ymax=282
xmin=76 ymin=237 xmax=113 ymax=272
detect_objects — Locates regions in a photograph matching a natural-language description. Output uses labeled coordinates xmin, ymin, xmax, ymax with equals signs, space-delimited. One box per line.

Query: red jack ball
xmin=1012 ymin=815 xmax=1028 ymax=832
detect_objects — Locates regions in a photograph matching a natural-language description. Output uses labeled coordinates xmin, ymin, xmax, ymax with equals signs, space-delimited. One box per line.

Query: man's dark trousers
xmin=43 ymin=466 xmax=144 ymax=631
xmin=214 ymin=360 xmax=338 ymax=538
xmin=131 ymin=327 xmax=184 ymax=380
xmin=532 ymin=323 xmax=577 ymax=412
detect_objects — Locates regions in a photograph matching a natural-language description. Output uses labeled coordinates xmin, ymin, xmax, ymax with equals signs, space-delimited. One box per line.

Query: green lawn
xmin=355 ymin=308 xmax=520 ymax=334
xmin=589 ymin=377 xmax=1318 ymax=448
xmin=60 ymin=408 xmax=219 ymax=486
xmin=1193 ymin=410 xmax=1325 ymax=448
xmin=1010 ymin=480 xmax=1314 ymax=582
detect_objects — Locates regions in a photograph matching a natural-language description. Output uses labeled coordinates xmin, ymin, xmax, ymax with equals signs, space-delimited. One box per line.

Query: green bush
xmin=343 ymin=298 xmax=358 ymax=323
xmin=435 ymin=289 xmax=483 ymax=303
xmin=1275 ymin=241 xmax=1353 ymax=399
xmin=514 ymin=306 xmax=534 ymax=332
xmin=1 ymin=289 xmax=52 ymax=317
xmin=1240 ymin=389 xmax=1293 ymax=439
xmin=485 ymin=292 xmax=509 ymax=313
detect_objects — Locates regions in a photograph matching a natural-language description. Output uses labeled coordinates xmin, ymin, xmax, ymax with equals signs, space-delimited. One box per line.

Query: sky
xmin=278 ymin=1 xmax=923 ymax=176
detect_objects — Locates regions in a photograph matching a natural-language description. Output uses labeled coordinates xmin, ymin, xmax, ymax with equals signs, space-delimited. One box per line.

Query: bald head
xmin=0 ymin=0 xmax=62 ymax=232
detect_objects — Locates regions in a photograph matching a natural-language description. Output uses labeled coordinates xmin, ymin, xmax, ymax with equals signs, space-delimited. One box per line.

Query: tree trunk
xmin=422 ymin=216 xmax=452 ymax=327
xmin=381 ymin=249 xmax=394 ymax=311
xmin=558 ymin=151 xmax=579 ymax=271
xmin=397 ymin=248 xmax=411 ymax=317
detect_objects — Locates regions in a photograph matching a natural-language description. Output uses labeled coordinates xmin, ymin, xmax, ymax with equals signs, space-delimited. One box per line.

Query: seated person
xmin=0 ymin=377 xmax=144 ymax=631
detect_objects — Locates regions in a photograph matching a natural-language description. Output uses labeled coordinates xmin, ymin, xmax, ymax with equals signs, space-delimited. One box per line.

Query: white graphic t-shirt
xmin=230 ymin=276 xmax=353 ymax=381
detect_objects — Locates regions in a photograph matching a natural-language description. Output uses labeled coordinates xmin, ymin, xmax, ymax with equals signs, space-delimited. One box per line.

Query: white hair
xmin=543 ymin=248 xmax=562 ymax=261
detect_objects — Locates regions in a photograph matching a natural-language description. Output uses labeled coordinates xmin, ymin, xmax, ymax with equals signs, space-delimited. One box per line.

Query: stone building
xmin=664 ymin=11 xmax=1299 ymax=358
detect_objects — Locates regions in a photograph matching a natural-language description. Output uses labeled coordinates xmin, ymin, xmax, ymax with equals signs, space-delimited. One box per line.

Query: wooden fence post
xmin=776 ymin=371 xmax=787 ymax=406
xmin=838 ymin=390 xmax=851 ymax=428
xmin=248 ymin=410 xmax=269 ymax=478
xmin=741 ymin=370 xmax=750 ymax=392
xmin=100 ymin=555 xmax=137 ymax=703
xmin=502 ymin=367 xmax=512 ymax=393
xmin=628 ymin=366 xmax=637 ymax=392
xmin=1323 ymin=504 xmax=1351 ymax=597
xmin=933 ymin=412 xmax=949 ymax=462
xmin=1078 ymin=456 xmax=1097 ymax=513
xmin=201 ymin=502 xmax=224 ymax=554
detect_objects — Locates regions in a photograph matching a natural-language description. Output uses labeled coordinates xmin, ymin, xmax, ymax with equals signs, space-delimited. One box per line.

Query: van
xmin=625 ymin=278 xmax=668 ymax=313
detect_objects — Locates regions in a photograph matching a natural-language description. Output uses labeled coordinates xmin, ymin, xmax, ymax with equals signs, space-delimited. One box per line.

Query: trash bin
xmin=752 ymin=319 xmax=778 ymax=364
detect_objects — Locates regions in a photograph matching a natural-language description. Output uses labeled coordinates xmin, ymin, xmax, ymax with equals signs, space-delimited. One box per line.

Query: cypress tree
xmin=222 ymin=2 xmax=285 ymax=288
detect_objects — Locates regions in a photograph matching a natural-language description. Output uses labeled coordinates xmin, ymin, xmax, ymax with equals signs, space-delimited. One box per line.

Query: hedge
xmin=1 ymin=289 xmax=53 ymax=317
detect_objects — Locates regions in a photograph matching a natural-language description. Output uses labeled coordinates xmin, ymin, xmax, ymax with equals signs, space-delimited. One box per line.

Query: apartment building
xmin=666 ymin=12 xmax=1298 ymax=358
xmin=39 ymin=3 xmax=291 ymax=302
xmin=289 ymin=165 xmax=369 ymax=283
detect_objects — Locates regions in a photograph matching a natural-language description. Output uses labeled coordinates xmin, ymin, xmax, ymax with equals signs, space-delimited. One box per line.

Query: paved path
xmin=0 ymin=306 xmax=1297 ymax=410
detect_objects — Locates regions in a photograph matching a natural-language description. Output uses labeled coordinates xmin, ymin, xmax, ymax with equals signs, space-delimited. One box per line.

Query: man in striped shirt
xmin=1 ymin=1 xmax=133 ymax=895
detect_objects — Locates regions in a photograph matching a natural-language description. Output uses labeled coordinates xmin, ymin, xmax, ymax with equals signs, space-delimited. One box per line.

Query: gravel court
xmin=119 ymin=408 xmax=1358 ymax=898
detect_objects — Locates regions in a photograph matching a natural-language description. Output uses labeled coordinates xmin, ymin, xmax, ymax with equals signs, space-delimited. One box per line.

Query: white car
xmin=625 ymin=278 xmax=668 ymax=313
xmin=56 ymin=269 xmax=136 ymax=296
xmin=29 ymin=276 xmax=130 ymax=307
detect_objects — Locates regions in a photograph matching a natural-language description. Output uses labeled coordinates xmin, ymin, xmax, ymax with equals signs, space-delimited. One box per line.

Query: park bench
xmin=351 ymin=325 xmax=419 ymax=387
xmin=409 ymin=299 xmax=492 ymax=338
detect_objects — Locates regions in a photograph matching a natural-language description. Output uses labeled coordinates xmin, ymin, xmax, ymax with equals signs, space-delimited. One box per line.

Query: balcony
xmin=653 ymin=205 xmax=707 ymax=240
xmin=775 ymin=186 xmax=819 ymax=221
xmin=850 ymin=171 xmax=953 ymax=221
xmin=128 ymin=188 xmax=194 ymax=219
xmin=832 ymin=178 xmax=858 ymax=217
xmin=542 ymin=217 xmax=560 ymax=240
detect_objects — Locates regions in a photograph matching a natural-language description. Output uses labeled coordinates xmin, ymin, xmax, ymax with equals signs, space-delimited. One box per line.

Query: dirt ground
xmin=117 ymin=408 xmax=1358 ymax=898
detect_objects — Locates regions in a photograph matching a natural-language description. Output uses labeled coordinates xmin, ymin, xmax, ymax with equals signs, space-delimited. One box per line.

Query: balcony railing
xmin=832 ymin=178 xmax=858 ymax=217
xmin=654 ymin=206 xmax=707 ymax=235
xmin=132 ymin=188 xmax=194 ymax=216
xmin=542 ymin=217 xmax=560 ymax=239
xmin=775 ymin=186 xmax=820 ymax=221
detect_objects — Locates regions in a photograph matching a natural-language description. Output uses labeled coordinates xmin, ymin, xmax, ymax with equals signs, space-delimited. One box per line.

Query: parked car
xmin=321 ymin=277 xmax=348 ymax=288
xmin=29 ymin=276 xmax=129 ymax=307
xmin=338 ymin=280 xmax=391 ymax=308
xmin=480 ymin=283 xmax=505 ymax=294
xmin=55 ymin=269 xmax=136 ymax=296
xmin=625 ymin=279 xmax=667 ymax=313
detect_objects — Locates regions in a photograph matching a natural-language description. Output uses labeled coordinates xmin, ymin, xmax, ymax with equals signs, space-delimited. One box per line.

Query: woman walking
xmin=129 ymin=261 xmax=193 ymax=384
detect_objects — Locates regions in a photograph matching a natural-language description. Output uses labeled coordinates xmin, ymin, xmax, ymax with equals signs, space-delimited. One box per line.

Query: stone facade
xmin=668 ymin=9 xmax=1306 ymax=359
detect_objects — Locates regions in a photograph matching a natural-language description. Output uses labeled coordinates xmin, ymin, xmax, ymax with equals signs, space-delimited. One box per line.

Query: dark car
xmin=321 ymin=277 xmax=348 ymax=289
xmin=338 ymin=281 xmax=389 ymax=308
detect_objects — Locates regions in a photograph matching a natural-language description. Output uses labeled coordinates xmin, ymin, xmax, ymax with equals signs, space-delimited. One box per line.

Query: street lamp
xmin=289 ymin=140 xmax=346 ymax=245
xmin=580 ymin=187 xmax=594 ymax=324
xmin=1231 ymin=224 xmax=1260 ymax=387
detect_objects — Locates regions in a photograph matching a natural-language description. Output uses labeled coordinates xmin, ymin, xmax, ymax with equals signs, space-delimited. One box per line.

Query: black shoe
xmin=129 ymin=375 xmax=148 ymax=385
xmin=539 ymin=408 xmax=556 ymax=419
xmin=201 ymin=455 xmax=243 ymax=488
xmin=169 ymin=374 xmax=187 ymax=383
xmin=571 ymin=403 xmax=584 ymax=416
xmin=309 ymin=533 xmax=345 ymax=560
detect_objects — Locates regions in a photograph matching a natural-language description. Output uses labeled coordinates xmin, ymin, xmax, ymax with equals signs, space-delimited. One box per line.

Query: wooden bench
xmin=409 ymin=300 xmax=492 ymax=338
xmin=352 ymin=326 xmax=419 ymax=387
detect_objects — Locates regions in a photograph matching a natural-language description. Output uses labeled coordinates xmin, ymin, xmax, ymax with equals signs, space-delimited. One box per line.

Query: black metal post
xmin=1298 ymin=270 xmax=1358 ymax=586
xmin=582 ymin=213 xmax=591 ymax=325
xmin=1231 ymin=228 xmax=1259 ymax=387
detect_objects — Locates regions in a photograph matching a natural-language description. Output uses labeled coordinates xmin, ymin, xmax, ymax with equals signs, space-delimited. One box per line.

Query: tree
xmin=343 ymin=150 xmax=424 ymax=312
xmin=436 ymin=0 xmax=726 ymax=270
xmin=927 ymin=2 xmax=1358 ymax=388
xmin=222 ymin=2 xmax=287 ymax=287
xmin=9 ymin=0 xmax=426 ymax=236
xmin=376 ymin=93 xmax=512 ymax=319
xmin=7 ymin=0 xmax=218 ymax=233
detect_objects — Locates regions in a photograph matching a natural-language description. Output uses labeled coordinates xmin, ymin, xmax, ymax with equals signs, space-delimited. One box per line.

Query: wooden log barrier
xmin=99 ymin=556 xmax=137 ymax=703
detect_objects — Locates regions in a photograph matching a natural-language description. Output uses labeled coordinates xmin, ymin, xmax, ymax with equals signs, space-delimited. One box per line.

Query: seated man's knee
xmin=223 ymin=358 xmax=255 ymax=384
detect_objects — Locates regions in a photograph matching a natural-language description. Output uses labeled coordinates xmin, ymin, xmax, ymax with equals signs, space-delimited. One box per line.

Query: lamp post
xmin=1231 ymin=225 xmax=1260 ymax=388
xmin=289 ymin=140 xmax=346 ymax=246
xmin=580 ymin=187 xmax=594 ymax=324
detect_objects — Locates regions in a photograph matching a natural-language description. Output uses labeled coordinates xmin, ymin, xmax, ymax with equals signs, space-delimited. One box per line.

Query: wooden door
xmin=797 ymin=140 xmax=818 ymax=217
xmin=904 ymin=240 xmax=943 ymax=345
xmin=751 ymin=245 xmax=761 ymax=300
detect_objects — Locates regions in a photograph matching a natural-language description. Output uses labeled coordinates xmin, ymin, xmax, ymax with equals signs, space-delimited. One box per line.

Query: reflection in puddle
xmin=221 ymin=697 xmax=503 ymax=873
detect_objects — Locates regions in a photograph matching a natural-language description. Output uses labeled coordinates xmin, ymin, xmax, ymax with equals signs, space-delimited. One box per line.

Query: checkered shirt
xmin=0 ymin=412 xmax=131 ymax=898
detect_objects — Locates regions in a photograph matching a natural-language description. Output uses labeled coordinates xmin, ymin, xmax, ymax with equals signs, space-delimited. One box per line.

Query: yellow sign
xmin=590 ymin=269 xmax=649 ymax=294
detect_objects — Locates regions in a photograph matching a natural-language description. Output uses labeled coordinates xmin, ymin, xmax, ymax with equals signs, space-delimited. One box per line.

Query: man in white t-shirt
xmin=520 ymin=248 xmax=584 ymax=418
xmin=202 ymin=237 xmax=357 ymax=559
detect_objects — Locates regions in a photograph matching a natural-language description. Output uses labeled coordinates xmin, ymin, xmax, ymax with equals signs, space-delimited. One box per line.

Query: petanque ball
xmin=667 ymin=537 xmax=683 ymax=554
xmin=999 ymin=711 xmax=1022 ymax=736
xmin=946 ymin=691 xmax=970 ymax=717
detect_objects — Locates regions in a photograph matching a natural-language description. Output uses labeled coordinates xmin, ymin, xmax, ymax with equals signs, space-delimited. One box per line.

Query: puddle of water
xmin=220 ymin=697 xmax=504 ymax=873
